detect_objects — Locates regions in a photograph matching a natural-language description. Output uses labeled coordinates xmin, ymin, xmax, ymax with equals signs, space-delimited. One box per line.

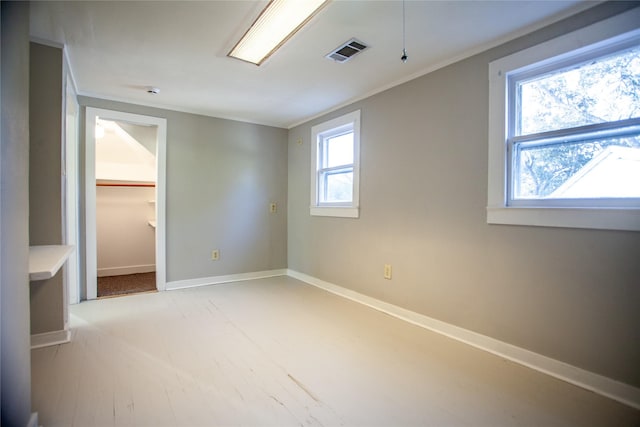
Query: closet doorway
xmin=85 ymin=108 xmax=167 ymax=300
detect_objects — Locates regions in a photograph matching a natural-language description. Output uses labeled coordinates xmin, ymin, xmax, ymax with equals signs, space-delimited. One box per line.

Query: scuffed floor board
xmin=31 ymin=276 xmax=640 ymax=426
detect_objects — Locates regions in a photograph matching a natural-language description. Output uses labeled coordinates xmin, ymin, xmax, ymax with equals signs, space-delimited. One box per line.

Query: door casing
xmin=85 ymin=107 xmax=167 ymax=299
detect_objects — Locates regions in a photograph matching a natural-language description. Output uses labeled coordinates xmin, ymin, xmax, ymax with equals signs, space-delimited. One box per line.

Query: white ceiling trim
xmin=75 ymin=88 xmax=285 ymax=128
xmin=286 ymin=1 xmax=601 ymax=129
xmin=35 ymin=1 xmax=604 ymax=130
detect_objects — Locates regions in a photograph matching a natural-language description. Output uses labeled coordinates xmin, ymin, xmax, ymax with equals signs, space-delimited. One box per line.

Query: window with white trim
xmin=488 ymin=9 xmax=640 ymax=231
xmin=311 ymin=110 xmax=360 ymax=218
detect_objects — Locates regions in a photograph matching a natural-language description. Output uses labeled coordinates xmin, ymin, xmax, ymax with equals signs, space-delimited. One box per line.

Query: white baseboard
xmin=31 ymin=329 xmax=71 ymax=349
xmin=287 ymin=269 xmax=640 ymax=410
xmin=98 ymin=264 xmax=156 ymax=277
xmin=166 ymin=269 xmax=287 ymax=291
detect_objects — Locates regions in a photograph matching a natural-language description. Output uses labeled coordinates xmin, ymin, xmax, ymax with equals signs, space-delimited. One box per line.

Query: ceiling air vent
xmin=326 ymin=38 xmax=368 ymax=63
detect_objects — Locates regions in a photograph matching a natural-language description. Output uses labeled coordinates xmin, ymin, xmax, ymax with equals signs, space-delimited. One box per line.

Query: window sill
xmin=487 ymin=206 xmax=640 ymax=231
xmin=310 ymin=206 xmax=359 ymax=218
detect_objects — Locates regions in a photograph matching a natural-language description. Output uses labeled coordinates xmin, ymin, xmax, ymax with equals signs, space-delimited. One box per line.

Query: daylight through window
xmin=310 ymin=110 xmax=360 ymax=218
xmin=319 ymin=131 xmax=354 ymax=203
xmin=487 ymin=11 xmax=640 ymax=231
xmin=509 ymin=43 xmax=640 ymax=203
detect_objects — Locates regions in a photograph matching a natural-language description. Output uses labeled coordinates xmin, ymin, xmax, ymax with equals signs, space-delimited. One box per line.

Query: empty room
xmin=2 ymin=1 xmax=640 ymax=426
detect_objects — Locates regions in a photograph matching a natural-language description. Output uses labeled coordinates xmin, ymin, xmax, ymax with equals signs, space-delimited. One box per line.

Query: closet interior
xmin=95 ymin=119 xmax=158 ymax=297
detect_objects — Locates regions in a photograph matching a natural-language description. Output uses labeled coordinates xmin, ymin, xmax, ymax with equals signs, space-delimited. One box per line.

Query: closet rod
xmin=96 ymin=183 xmax=156 ymax=188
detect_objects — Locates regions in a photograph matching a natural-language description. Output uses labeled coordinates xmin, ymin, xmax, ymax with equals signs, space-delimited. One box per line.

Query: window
xmin=488 ymin=9 xmax=640 ymax=231
xmin=311 ymin=110 xmax=360 ymax=218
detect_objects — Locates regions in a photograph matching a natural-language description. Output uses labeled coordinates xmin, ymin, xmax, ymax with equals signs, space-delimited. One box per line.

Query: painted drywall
xmin=95 ymin=120 xmax=157 ymax=276
xmin=1 ymin=2 xmax=33 ymax=425
xmin=96 ymin=120 xmax=156 ymax=182
xmin=118 ymin=121 xmax=157 ymax=155
xmin=97 ymin=186 xmax=156 ymax=276
xmin=78 ymin=97 xmax=288 ymax=286
xmin=288 ymin=2 xmax=640 ymax=389
xmin=29 ymin=42 xmax=65 ymax=335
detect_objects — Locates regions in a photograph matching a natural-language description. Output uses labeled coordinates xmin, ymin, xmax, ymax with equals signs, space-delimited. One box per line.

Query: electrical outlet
xmin=211 ymin=249 xmax=220 ymax=261
xmin=270 ymin=202 xmax=277 ymax=213
xmin=384 ymin=264 xmax=392 ymax=280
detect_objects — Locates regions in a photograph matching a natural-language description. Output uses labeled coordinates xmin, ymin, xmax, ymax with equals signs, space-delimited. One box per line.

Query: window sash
xmin=486 ymin=9 xmax=640 ymax=231
xmin=316 ymin=125 xmax=355 ymax=206
xmin=507 ymin=119 xmax=640 ymax=207
xmin=505 ymin=42 xmax=640 ymax=208
xmin=317 ymin=166 xmax=353 ymax=205
xmin=508 ymin=118 xmax=640 ymax=147
xmin=507 ymin=34 xmax=640 ymax=139
xmin=320 ymin=129 xmax=354 ymax=170
xmin=310 ymin=110 xmax=361 ymax=218
xmin=507 ymin=118 xmax=640 ymax=208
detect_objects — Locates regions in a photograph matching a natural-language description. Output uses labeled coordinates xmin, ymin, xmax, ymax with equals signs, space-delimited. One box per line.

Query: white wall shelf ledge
xmin=29 ymin=245 xmax=74 ymax=281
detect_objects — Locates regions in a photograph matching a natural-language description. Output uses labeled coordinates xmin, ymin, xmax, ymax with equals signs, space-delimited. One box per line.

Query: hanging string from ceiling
xmin=401 ymin=0 xmax=408 ymax=63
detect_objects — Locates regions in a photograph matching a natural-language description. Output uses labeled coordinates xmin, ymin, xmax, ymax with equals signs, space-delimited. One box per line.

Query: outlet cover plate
xmin=384 ymin=264 xmax=392 ymax=280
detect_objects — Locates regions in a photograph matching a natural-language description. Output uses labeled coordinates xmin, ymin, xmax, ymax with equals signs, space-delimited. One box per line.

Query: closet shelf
xmin=29 ymin=245 xmax=74 ymax=281
xmin=96 ymin=182 xmax=155 ymax=187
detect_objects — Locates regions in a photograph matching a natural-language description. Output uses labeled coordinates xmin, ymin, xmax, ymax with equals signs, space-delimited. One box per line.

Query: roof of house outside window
xmin=550 ymin=146 xmax=640 ymax=198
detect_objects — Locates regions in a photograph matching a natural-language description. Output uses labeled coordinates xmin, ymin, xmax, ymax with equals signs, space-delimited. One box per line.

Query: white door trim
xmin=85 ymin=107 xmax=167 ymax=299
xmin=64 ymin=67 xmax=80 ymax=306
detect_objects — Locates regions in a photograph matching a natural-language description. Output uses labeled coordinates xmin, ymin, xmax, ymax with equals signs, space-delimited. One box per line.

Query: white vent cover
xmin=326 ymin=39 xmax=368 ymax=63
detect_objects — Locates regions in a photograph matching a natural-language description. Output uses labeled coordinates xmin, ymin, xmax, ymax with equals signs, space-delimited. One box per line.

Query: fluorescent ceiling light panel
xmin=229 ymin=0 xmax=328 ymax=65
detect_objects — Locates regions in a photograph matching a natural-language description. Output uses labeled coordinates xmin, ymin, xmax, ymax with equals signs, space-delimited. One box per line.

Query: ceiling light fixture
xmin=228 ymin=0 xmax=329 ymax=66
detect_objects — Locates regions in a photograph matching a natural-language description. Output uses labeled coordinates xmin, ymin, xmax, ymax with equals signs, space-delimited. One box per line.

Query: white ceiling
xmin=30 ymin=0 xmax=596 ymax=128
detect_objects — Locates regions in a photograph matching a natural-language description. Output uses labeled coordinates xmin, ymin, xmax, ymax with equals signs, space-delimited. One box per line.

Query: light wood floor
xmin=32 ymin=276 xmax=639 ymax=426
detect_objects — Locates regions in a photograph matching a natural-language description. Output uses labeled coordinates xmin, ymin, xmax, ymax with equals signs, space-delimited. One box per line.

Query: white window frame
xmin=487 ymin=8 xmax=640 ymax=231
xmin=310 ymin=110 xmax=361 ymax=218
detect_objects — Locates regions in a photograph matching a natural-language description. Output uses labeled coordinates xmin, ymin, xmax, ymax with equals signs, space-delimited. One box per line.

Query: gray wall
xmin=78 ymin=97 xmax=288 ymax=286
xmin=288 ymin=3 xmax=640 ymax=388
xmin=1 ymin=2 xmax=33 ymax=425
xmin=29 ymin=42 xmax=65 ymax=335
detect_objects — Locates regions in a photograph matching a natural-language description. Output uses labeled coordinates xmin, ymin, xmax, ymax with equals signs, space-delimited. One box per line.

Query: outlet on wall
xmin=270 ymin=202 xmax=277 ymax=213
xmin=211 ymin=249 xmax=220 ymax=261
xmin=384 ymin=264 xmax=392 ymax=280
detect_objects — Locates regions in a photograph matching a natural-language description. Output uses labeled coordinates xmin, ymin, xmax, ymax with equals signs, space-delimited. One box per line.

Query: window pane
xmin=513 ymin=134 xmax=640 ymax=199
xmin=326 ymin=132 xmax=354 ymax=168
xmin=518 ymin=46 xmax=640 ymax=135
xmin=324 ymin=171 xmax=353 ymax=202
